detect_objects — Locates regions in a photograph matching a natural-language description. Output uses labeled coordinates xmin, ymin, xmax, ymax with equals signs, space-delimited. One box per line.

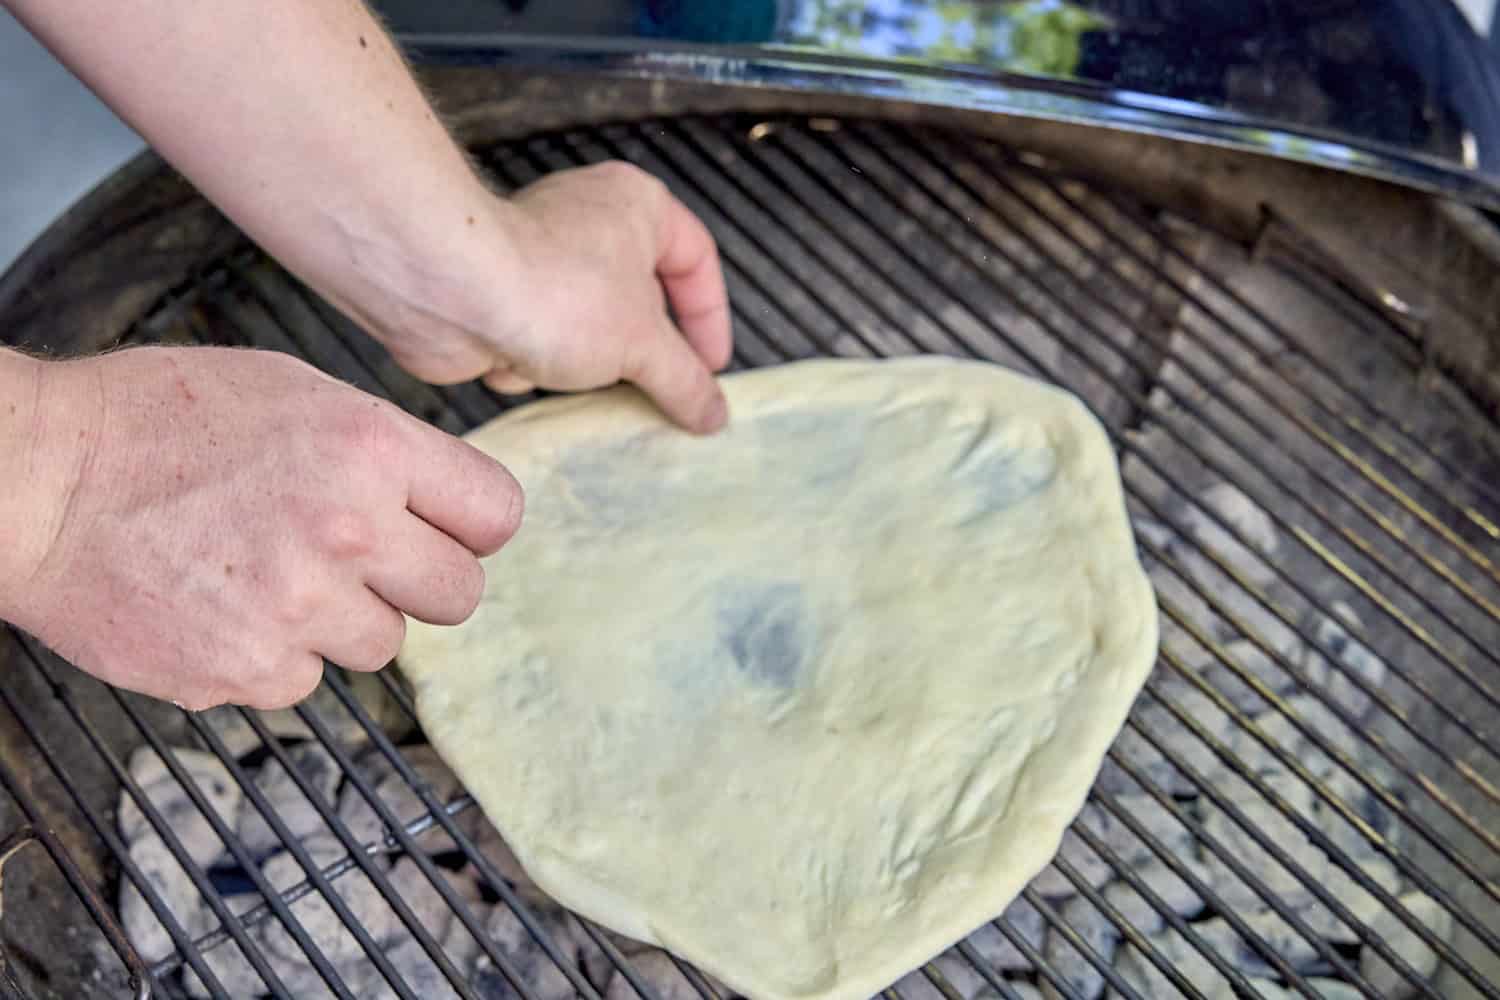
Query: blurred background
xmin=5 ymin=0 xmax=1500 ymax=273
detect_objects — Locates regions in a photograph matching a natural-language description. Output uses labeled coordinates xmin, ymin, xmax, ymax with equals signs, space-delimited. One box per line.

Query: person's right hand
xmin=2 ymin=345 xmax=521 ymax=711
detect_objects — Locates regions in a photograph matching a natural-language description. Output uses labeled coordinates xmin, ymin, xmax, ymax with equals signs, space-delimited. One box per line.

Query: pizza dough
xmin=398 ymin=357 xmax=1158 ymax=1000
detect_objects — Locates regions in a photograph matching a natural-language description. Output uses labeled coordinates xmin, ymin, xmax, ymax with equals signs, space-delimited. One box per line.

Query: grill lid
xmin=387 ymin=0 xmax=1500 ymax=209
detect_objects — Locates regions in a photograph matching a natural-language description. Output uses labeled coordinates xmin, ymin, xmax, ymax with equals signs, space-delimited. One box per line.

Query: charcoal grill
xmin=0 ymin=62 xmax=1498 ymax=1000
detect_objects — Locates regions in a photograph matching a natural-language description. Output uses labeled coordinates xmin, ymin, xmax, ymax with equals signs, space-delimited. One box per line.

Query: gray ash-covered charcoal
xmin=1200 ymin=637 xmax=1314 ymax=715
xmin=912 ymin=895 xmax=1050 ymax=1000
xmin=1030 ymin=810 xmax=1113 ymax=898
xmin=573 ymin=922 xmax=655 ymax=993
xmin=965 ymin=897 xmax=1047 ymax=974
xmin=472 ymin=819 xmax=555 ymax=906
xmin=1357 ymin=892 xmax=1453 ymax=998
xmin=181 ymin=933 xmax=266 ymax=1000
xmin=1315 ymin=767 xmax=1404 ymax=860
xmin=1302 ymin=978 xmax=1365 ymax=1000
xmin=1102 ymin=858 xmax=1210 ymax=931
xmin=1232 ymin=980 xmax=1298 ymax=999
xmin=1194 ymin=912 xmax=1325 ymax=979
xmin=360 ymin=885 xmax=486 ymax=1000
xmin=255 ymin=839 xmax=393 ymax=989
xmin=899 ymin=961 xmax=980 ymax=1000
xmin=1090 ymin=793 xmax=1194 ymax=868
xmin=1039 ymin=896 xmax=1120 ymax=1000
xmin=338 ymin=744 xmax=482 ymax=853
xmin=199 ymin=705 xmax=314 ymax=757
xmin=1179 ymin=482 xmax=1281 ymax=588
xmin=362 ymin=934 xmax=465 ymax=1000
xmin=1306 ymin=603 xmax=1388 ymax=722
xmin=949 ymin=985 xmax=1040 ymax=1000
xmin=1228 ymin=695 xmax=1359 ymax=780
xmin=118 ymin=833 xmax=210 ymax=966
xmin=473 ymin=900 xmax=581 ymax=1000
xmin=1201 ymin=579 xmax=1302 ymax=667
xmin=1110 ymin=687 xmax=1233 ymax=797
xmin=1201 ymin=773 xmax=1326 ymax=912
xmin=1139 ymin=540 xmax=1224 ymax=661
xmin=198 ymin=674 xmax=413 ymax=757
xmin=604 ymin=949 xmax=722 ymax=1000
xmin=118 ymin=745 xmax=240 ymax=867
xmin=388 ymin=855 xmax=480 ymax=943
xmin=237 ymin=742 xmax=343 ymax=856
xmin=1307 ymin=855 xmax=1403 ymax=945
xmin=1113 ymin=927 xmax=1231 ymax=998
xmin=892 ymin=959 xmax=966 ymax=1000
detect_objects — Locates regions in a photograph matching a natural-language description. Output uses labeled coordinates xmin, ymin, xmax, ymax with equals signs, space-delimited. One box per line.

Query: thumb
xmin=383 ymin=335 xmax=494 ymax=387
xmin=627 ymin=320 xmax=729 ymax=434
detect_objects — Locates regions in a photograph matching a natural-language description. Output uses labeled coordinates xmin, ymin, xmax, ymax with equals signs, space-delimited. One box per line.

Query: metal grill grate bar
xmin=718 ymin=118 xmax=1500 ymax=724
xmin=735 ymin=118 xmax=1500 ymax=808
xmin=537 ymin=119 xmax=1499 ymax=997
xmin=1147 ymin=518 xmax=1500 ymax=871
xmin=654 ymin=113 xmax=1500 ymax=791
xmin=0 ymin=649 xmax=225 ymax=996
xmin=502 ymin=135 xmax=1277 ymax=1000
xmin=190 ymin=710 xmax=470 ymax=1000
xmin=0 ymin=766 xmax=148 ymax=1000
xmin=313 ymin=671 xmax=607 ymax=1000
xmin=578 ymin=120 xmax=1500 ymax=893
xmin=963 ymin=133 xmax=1500 ymax=537
xmin=906 ymin=125 xmax=1500 ymax=603
xmin=9 ymin=635 xmax=311 ymax=998
xmin=510 ymin=134 xmax=1410 ymax=1000
xmin=0 ymin=114 xmax=1494 ymax=1000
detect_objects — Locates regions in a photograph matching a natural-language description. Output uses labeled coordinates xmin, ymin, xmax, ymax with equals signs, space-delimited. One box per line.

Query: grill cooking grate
xmin=0 ymin=115 xmax=1497 ymax=1000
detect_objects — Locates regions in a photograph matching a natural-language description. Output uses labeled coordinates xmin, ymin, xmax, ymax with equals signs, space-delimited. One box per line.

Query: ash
xmin=112 ymin=241 xmax=1476 ymax=1000
xmin=114 ymin=729 xmax=730 ymax=1000
xmin=112 ymin=481 xmax=1459 ymax=1000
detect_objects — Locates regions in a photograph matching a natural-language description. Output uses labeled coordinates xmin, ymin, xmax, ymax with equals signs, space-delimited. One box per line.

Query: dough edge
xmin=401 ymin=356 xmax=1159 ymax=1000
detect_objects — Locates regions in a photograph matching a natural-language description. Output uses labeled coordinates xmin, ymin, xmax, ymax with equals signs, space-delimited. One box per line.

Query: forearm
xmin=6 ymin=0 xmax=519 ymax=343
xmin=0 ymin=348 xmax=91 ymax=622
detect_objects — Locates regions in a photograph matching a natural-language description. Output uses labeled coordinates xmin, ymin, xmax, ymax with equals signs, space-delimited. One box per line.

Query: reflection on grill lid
xmin=391 ymin=0 xmax=1500 ymax=207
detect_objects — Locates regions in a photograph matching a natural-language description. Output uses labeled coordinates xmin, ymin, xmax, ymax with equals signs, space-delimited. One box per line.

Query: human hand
xmin=367 ymin=162 xmax=734 ymax=433
xmin=2 ymin=346 xmax=521 ymax=711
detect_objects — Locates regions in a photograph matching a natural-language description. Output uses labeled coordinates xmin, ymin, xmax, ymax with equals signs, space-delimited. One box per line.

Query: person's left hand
xmin=356 ymin=162 xmax=734 ymax=434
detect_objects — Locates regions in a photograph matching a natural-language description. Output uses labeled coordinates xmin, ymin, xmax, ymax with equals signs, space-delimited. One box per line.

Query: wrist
xmin=339 ymin=191 xmax=527 ymax=379
xmin=0 ymin=351 xmax=99 ymax=625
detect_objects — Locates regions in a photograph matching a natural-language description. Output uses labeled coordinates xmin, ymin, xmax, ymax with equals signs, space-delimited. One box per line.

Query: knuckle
xmin=267 ymin=564 xmax=321 ymax=629
xmin=267 ymin=349 xmax=316 ymax=376
xmin=245 ymin=658 xmax=324 ymax=711
xmin=595 ymin=161 xmax=667 ymax=204
xmin=331 ymin=397 xmax=401 ymax=460
xmin=317 ymin=508 xmax=378 ymax=561
xmin=342 ymin=613 xmax=405 ymax=673
xmin=592 ymin=159 xmax=647 ymax=186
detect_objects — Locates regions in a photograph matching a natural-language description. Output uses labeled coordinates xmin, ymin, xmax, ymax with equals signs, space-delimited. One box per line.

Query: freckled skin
xmin=0 ymin=0 xmax=735 ymax=710
xmin=0 ymin=347 xmax=522 ymax=710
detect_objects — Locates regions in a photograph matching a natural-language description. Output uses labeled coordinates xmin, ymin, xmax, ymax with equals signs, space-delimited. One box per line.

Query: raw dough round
xmin=399 ymin=357 xmax=1158 ymax=1000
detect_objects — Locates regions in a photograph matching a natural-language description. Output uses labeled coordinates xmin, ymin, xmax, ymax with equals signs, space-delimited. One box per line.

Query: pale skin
xmin=0 ymin=0 xmax=732 ymax=710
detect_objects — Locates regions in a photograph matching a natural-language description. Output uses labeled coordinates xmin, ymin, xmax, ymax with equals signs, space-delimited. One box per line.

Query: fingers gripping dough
xmin=399 ymin=357 xmax=1158 ymax=1000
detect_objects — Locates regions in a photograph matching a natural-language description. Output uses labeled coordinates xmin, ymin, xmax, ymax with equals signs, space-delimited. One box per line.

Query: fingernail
xmin=701 ymin=390 xmax=729 ymax=433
